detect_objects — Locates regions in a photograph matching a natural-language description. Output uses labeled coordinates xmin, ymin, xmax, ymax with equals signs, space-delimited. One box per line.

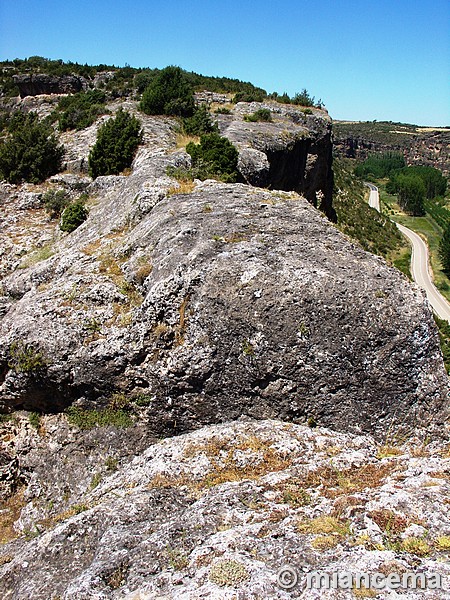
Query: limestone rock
xmin=0 ymin=173 xmax=447 ymax=439
xmin=218 ymin=102 xmax=335 ymax=220
xmin=1 ymin=419 xmax=449 ymax=599
xmin=13 ymin=74 xmax=88 ymax=98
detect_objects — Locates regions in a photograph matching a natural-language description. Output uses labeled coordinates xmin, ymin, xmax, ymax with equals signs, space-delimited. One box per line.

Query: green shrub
xmin=60 ymin=199 xmax=88 ymax=233
xmin=140 ymin=66 xmax=195 ymax=117
xmin=88 ymin=108 xmax=142 ymax=178
xmin=56 ymin=90 xmax=108 ymax=131
xmin=134 ymin=70 xmax=156 ymax=93
xmin=355 ymin=152 xmax=406 ymax=179
xmin=243 ymin=108 xmax=272 ymax=122
xmin=66 ymin=406 xmax=133 ymax=429
xmin=215 ymin=107 xmax=231 ymax=115
xmin=182 ymin=106 xmax=218 ymax=136
xmin=42 ymin=189 xmax=70 ymax=218
xmin=8 ymin=341 xmax=46 ymax=373
xmin=0 ymin=112 xmax=64 ymax=184
xmin=233 ymin=91 xmax=265 ymax=103
xmin=29 ymin=412 xmax=41 ymax=429
xmin=186 ymin=132 xmax=238 ymax=182
xmin=291 ymin=89 xmax=316 ymax=107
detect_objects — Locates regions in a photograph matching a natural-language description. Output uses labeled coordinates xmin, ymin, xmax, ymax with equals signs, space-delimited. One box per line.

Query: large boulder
xmin=0 ymin=169 xmax=447 ymax=439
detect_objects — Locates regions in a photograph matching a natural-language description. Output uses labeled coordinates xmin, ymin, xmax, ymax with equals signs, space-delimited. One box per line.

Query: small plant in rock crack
xmin=8 ymin=341 xmax=47 ymax=373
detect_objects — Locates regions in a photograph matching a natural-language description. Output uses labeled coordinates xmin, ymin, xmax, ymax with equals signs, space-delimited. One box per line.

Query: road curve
xmin=366 ymin=184 xmax=450 ymax=323
xmin=366 ymin=182 xmax=380 ymax=212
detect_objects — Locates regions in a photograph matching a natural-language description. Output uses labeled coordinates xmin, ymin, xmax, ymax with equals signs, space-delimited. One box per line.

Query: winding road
xmin=366 ymin=184 xmax=450 ymax=323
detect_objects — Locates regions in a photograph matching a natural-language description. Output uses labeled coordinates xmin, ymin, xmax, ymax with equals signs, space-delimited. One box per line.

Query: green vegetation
xmin=439 ymin=222 xmax=450 ymax=272
xmin=140 ymin=66 xmax=195 ymax=117
xmin=182 ymin=105 xmax=219 ymax=136
xmin=0 ymin=112 xmax=64 ymax=183
xmin=8 ymin=341 xmax=46 ymax=373
xmin=233 ymin=90 xmax=265 ymax=103
xmin=55 ymin=89 xmax=108 ymax=131
xmin=354 ymin=152 xmax=406 ymax=179
xmin=28 ymin=412 xmax=41 ymax=429
xmin=387 ymin=165 xmax=446 ymax=199
xmin=88 ymin=108 xmax=142 ymax=178
xmin=66 ymin=406 xmax=133 ymax=429
xmin=385 ymin=165 xmax=446 ymax=217
xmin=60 ymin=198 xmax=88 ymax=233
xmin=185 ymin=132 xmax=239 ymax=182
xmin=424 ymin=198 xmax=450 ymax=230
xmin=244 ymin=108 xmax=272 ymax=122
xmin=434 ymin=316 xmax=450 ymax=373
xmin=379 ymin=185 xmax=450 ymax=301
xmin=389 ymin=172 xmax=426 ymax=216
xmin=268 ymin=88 xmax=320 ymax=107
xmin=42 ymin=189 xmax=70 ymax=218
xmin=332 ymin=158 xmax=404 ymax=260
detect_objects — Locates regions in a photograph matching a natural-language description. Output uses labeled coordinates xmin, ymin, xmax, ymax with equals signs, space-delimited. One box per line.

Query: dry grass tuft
xmin=435 ymin=536 xmax=450 ymax=551
xmin=167 ymin=180 xmax=196 ymax=196
xmin=303 ymin=462 xmax=395 ymax=498
xmin=353 ymin=585 xmax=377 ymax=598
xmin=176 ymin=133 xmax=200 ymax=149
xmin=135 ymin=262 xmax=153 ymax=284
xmin=0 ymin=487 xmax=26 ymax=544
xmin=297 ymin=515 xmax=350 ymax=536
xmin=368 ymin=509 xmax=411 ymax=534
xmin=376 ymin=445 xmax=404 ymax=459
xmin=401 ymin=537 xmax=430 ymax=556
xmin=151 ymin=436 xmax=291 ymax=493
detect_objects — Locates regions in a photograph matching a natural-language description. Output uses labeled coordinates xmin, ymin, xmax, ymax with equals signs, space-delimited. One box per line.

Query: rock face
xmin=219 ymin=102 xmax=335 ymax=220
xmin=0 ymin=104 xmax=448 ymax=440
xmin=333 ymin=121 xmax=450 ymax=177
xmin=1 ymin=419 xmax=450 ymax=599
xmin=12 ymin=74 xmax=87 ymax=97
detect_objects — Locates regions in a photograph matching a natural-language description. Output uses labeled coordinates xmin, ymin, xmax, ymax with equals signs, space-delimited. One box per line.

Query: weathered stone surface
xmin=0 ymin=171 xmax=447 ymax=439
xmin=1 ymin=419 xmax=449 ymax=599
xmin=13 ymin=74 xmax=88 ymax=98
xmin=219 ymin=102 xmax=335 ymax=220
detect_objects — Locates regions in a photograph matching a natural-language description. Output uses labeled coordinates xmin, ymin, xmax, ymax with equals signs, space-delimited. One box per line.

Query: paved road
xmin=366 ymin=182 xmax=380 ymax=212
xmin=366 ymin=184 xmax=450 ymax=322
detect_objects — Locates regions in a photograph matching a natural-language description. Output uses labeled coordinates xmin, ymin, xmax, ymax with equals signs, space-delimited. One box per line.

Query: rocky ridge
xmin=333 ymin=121 xmax=450 ymax=177
xmin=0 ymin=94 xmax=449 ymax=599
xmin=0 ymin=97 xmax=448 ymax=438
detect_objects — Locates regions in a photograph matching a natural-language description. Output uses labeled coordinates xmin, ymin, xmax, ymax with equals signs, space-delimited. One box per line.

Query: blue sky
xmin=1 ymin=0 xmax=449 ymax=126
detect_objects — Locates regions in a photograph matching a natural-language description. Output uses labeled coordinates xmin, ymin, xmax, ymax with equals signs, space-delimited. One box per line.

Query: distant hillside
xmin=333 ymin=120 xmax=450 ymax=176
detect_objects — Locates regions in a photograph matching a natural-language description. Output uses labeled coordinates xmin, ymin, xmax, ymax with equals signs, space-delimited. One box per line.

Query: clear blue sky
xmin=1 ymin=0 xmax=449 ymax=126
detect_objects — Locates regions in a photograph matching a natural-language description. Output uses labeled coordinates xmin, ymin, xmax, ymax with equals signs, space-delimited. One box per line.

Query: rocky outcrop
xmin=1 ymin=419 xmax=449 ymax=599
xmin=0 ymin=125 xmax=447 ymax=439
xmin=219 ymin=102 xmax=336 ymax=220
xmin=12 ymin=74 xmax=87 ymax=98
xmin=0 ymin=94 xmax=449 ymax=599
